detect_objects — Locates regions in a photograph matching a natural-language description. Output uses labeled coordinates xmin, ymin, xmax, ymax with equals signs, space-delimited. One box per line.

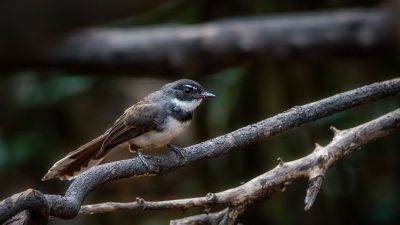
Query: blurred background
xmin=0 ymin=0 xmax=399 ymax=224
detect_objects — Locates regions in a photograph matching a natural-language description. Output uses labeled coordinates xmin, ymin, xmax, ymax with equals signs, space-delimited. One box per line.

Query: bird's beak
xmin=199 ymin=91 xmax=216 ymax=99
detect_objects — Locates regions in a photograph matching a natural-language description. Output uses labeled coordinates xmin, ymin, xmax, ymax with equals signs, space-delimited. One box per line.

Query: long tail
xmin=42 ymin=134 xmax=108 ymax=181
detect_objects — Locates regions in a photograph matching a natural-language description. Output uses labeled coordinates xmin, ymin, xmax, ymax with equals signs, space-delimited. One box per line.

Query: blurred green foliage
xmin=12 ymin=74 xmax=94 ymax=107
xmin=0 ymin=132 xmax=44 ymax=168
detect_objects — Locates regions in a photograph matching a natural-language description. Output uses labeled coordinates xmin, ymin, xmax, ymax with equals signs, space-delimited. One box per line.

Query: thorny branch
xmin=0 ymin=78 xmax=399 ymax=225
xmin=79 ymin=108 xmax=400 ymax=225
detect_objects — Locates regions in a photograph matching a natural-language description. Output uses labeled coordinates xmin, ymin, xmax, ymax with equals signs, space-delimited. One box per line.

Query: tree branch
xmin=170 ymin=208 xmax=229 ymax=225
xmin=80 ymin=108 xmax=400 ymax=224
xmin=3 ymin=8 xmax=395 ymax=74
xmin=169 ymin=207 xmax=247 ymax=225
xmin=1 ymin=78 xmax=399 ymax=224
xmin=0 ymin=189 xmax=49 ymax=225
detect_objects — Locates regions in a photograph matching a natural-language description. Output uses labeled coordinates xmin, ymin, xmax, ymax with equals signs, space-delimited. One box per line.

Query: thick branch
xmin=0 ymin=189 xmax=48 ymax=225
xmin=1 ymin=78 xmax=399 ymax=224
xmin=80 ymin=108 xmax=400 ymax=224
xmin=2 ymin=8 xmax=395 ymax=74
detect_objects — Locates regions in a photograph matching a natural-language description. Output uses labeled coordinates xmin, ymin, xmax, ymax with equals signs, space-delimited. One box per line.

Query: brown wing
xmin=42 ymin=100 xmax=161 ymax=181
xmin=96 ymin=101 xmax=160 ymax=157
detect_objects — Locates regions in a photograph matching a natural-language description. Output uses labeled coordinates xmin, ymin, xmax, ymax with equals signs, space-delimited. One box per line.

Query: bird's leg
xmin=167 ymin=144 xmax=186 ymax=159
xmin=128 ymin=143 xmax=138 ymax=153
xmin=129 ymin=144 xmax=150 ymax=169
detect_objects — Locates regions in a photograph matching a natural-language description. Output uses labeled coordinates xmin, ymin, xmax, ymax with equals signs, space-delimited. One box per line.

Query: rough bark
xmin=82 ymin=108 xmax=400 ymax=224
xmin=1 ymin=78 xmax=399 ymax=224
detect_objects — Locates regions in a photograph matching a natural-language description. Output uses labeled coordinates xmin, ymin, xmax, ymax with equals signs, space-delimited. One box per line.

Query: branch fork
xmin=1 ymin=78 xmax=399 ymax=224
xmin=79 ymin=108 xmax=400 ymax=224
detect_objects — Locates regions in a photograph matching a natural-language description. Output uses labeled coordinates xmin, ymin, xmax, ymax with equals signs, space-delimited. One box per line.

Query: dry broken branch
xmin=170 ymin=208 xmax=229 ymax=225
xmin=2 ymin=8 xmax=395 ymax=74
xmin=79 ymin=108 xmax=400 ymax=225
xmin=0 ymin=78 xmax=399 ymax=225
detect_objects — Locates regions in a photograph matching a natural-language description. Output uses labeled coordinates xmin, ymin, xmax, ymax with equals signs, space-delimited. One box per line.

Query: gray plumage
xmin=42 ymin=79 xmax=215 ymax=181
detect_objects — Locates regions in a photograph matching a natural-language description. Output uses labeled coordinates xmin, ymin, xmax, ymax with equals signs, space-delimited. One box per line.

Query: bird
xmin=42 ymin=79 xmax=216 ymax=181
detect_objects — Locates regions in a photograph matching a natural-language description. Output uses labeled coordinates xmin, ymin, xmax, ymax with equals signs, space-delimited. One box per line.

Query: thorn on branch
xmin=277 ymin=158 xmax=285 ymax=167
xmin=329 ymin=126 xmax=341 ymax=135
xmin=314 ymin=143 xmax=323 ymax=152
xmin=304 ymin=175 xmax=324 ymax=211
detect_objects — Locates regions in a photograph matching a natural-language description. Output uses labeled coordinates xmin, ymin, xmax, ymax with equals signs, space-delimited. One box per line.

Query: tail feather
xmin=42 ymin=134 xmax=109 ymax=181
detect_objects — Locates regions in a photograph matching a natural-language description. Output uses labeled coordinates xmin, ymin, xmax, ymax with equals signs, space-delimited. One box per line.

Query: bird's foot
xmin=136 ymin=151 xmax=150 ymax=169
xmin=129 ymin=144 xmax=150 ymax=169
xmin=167 ymin=144 xmax=186 ymax=159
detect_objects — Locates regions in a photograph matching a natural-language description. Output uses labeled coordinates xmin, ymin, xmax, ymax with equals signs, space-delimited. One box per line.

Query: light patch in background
xmin=11 ymin=72 xmax=94 ymax=107
xmin=205 ymin=67 xmax=245 ymax=135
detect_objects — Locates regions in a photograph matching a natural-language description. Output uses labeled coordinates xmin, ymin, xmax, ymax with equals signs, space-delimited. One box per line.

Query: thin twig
xmin=170 ymin=208 xmax=229 ymax=225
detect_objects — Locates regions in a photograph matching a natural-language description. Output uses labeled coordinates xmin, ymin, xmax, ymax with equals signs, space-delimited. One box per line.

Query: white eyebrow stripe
xmin=184 ymin=84 xmax=197 ymax=90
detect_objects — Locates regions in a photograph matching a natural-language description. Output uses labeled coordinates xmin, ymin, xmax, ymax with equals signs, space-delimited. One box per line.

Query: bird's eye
xmin=184 ymin=87 xmax=192 ymax=94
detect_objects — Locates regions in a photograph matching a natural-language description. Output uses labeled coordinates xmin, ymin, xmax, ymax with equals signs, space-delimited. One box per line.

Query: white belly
xmin=131 ymin=117 xmax=190 ymax=149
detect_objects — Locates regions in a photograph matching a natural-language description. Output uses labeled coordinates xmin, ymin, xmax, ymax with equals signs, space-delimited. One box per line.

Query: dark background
xmin=0 ymin=0 xmax=399 ymax=224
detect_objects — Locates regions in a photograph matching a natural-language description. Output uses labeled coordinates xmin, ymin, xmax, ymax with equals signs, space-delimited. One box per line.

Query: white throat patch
xmin=172 ymin=98 xmax=202 ymax=112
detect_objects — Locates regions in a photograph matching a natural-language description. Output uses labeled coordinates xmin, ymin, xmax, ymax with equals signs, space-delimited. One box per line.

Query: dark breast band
xmin=170 ymin=106 xmax=193 ymax=122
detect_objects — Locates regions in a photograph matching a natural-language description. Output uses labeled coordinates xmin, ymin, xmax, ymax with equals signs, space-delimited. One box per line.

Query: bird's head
xmin=162 ymin=79 xmax=216 ymax=112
